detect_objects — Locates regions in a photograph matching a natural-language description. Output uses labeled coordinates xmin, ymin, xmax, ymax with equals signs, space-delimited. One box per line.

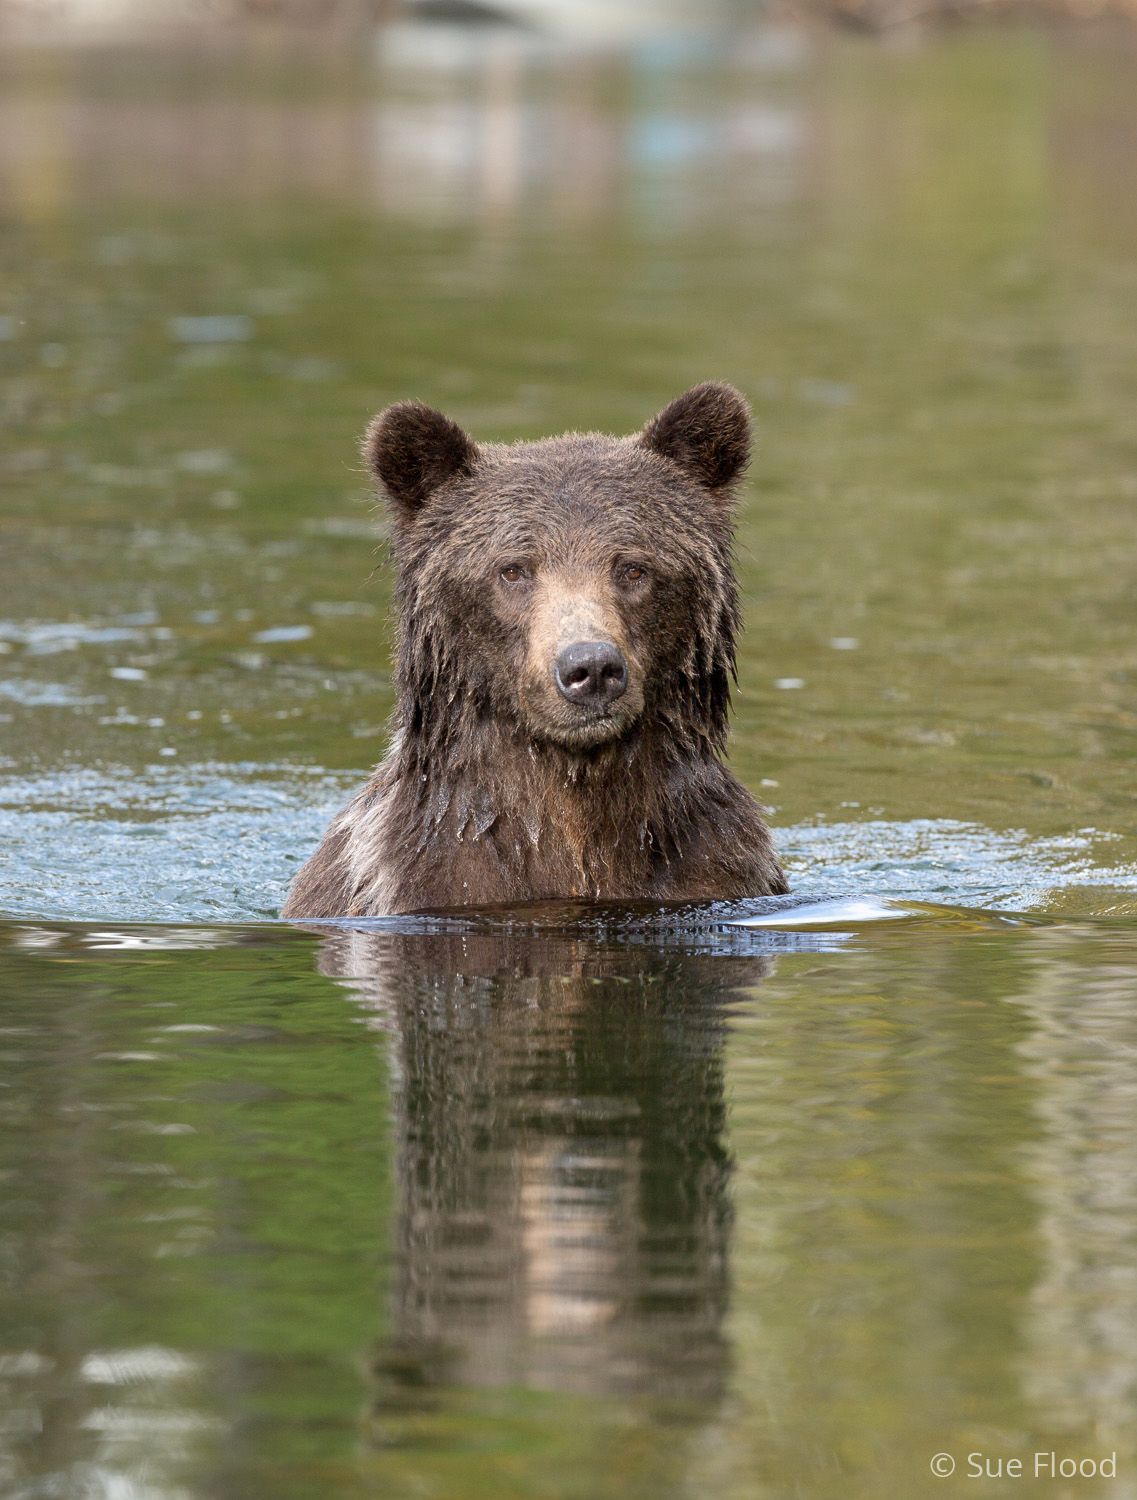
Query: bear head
xmin=363 ymin=382 xmax=750 ymax=758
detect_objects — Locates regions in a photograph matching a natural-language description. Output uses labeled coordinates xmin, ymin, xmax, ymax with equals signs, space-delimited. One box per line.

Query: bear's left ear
xmin=638 ymin=382 xmax=751 ymax=492
xmin=363 ymin=400 xmax=479 ymax=520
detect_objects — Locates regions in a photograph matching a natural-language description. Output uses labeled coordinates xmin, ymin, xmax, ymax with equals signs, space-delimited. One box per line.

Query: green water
xmin=1 ymin=25 xmax=1136 ymax=847
xmin=2 ymin=913 xmax=1136 ymax=1497
xmin=2 ymin=17 xmax=1137 ymax=1497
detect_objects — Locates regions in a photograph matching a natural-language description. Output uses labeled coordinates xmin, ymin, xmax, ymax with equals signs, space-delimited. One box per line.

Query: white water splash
xmin=0 ymin=766 xmax=1135 ymax=922
xmin=781 ymin=818 xmax=1137 ymax=911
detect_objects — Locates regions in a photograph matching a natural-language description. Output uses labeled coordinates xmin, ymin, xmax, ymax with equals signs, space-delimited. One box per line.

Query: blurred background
xmin=5 ymin=0 xmax=1137 ymax=38
xmin=3 ymin=11 xmax=1137 ymax=1500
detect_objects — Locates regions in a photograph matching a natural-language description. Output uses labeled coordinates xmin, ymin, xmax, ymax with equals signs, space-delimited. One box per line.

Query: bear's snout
xmin=517 ymin=575 xmax=644 ymax=747
xmin=554 ymin=641 xmax=628 ymax=709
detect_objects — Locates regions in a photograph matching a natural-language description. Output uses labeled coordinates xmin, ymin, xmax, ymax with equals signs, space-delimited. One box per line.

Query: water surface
xmin=2 ymin=16 xmax=1137 ymax=1497
xmin=3 ymin=912 xmax=1137 ymax=1498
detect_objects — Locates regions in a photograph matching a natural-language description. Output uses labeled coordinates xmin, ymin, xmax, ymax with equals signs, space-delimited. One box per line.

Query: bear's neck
xmin=380 ymin=714 xmax=716 ymax=907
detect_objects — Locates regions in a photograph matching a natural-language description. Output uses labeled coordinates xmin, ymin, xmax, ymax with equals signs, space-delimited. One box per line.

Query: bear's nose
xmin=554 ymin=641 xmax=628 ymax=708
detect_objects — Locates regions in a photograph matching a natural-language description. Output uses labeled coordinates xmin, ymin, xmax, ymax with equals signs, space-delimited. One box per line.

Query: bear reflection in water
xmin=316 ymin=922 xmax=773 ymax=1406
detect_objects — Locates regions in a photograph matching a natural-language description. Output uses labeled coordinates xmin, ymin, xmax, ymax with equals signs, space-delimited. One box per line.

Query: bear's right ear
xmin=363 ymin=401 xmax=479 ymax=520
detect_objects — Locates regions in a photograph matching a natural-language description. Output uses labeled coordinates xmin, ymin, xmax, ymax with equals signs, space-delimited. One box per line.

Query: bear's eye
xmin=499 ymin=564 xmax=527 ymax=584
xmin=620 ymin=563 xmax=647 ymax=584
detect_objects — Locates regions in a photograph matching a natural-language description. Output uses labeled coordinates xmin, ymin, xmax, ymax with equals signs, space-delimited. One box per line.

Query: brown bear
xmin=282 ymin=381 xmax=787 ymax=918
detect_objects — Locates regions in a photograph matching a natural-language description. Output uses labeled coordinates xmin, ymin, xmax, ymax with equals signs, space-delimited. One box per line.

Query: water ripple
xmin=0 ymin=765 xmax=1135 ymax=923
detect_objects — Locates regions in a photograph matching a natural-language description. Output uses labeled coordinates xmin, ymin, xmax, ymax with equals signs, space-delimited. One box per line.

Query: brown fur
xmin=283 ymin=382 xmax=787 ymax=917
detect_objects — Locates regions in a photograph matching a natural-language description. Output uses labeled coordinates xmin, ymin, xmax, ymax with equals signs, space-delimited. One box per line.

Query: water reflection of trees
xmin=317 ymin=928 xmax=773 ymax=1412
xmin=0 ymin=31 xmax=804 ymax=227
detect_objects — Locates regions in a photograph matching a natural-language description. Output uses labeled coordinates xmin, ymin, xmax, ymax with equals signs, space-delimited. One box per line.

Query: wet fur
xmin=283 ymin=384 xmax=787 ymax=917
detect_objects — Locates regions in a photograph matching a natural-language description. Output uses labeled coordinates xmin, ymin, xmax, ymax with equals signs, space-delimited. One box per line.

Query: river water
xmin=1 ymin=17 xmax=1136 ymax=1498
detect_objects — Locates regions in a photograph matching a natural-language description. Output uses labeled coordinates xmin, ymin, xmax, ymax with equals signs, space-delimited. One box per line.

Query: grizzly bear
xmin=282 ymin=381 xmax=787 ymax=918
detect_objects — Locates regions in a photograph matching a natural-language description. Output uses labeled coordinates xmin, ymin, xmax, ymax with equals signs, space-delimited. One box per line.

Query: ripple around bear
xmin=282 ymin=381 xmax=787 ymax=917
